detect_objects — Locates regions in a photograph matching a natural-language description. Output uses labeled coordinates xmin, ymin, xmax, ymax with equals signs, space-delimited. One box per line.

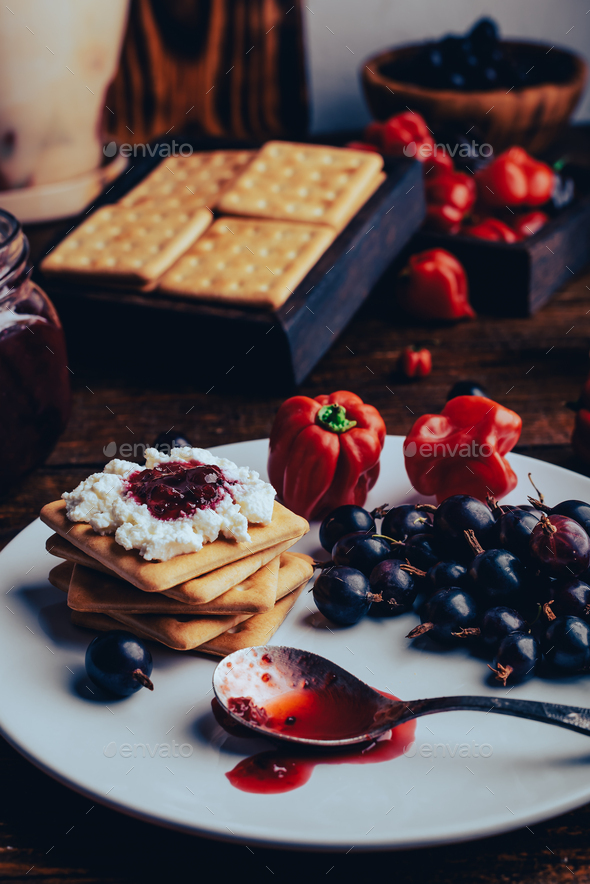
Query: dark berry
xmin=153 ymin=430 xmax=192 ymax=453
xmin=550 ymin=500 xmax=590 ymax=537
xmin=427 ymin=560 xmax=469 ymax=591
xmin=497 ymin=508 xmax=540 ymax=561
xmin=550 ymin=580 xmax=590 ymax=623
xmin=85 ymin=631 xmax=154 ymax=697
xmin=469 ymin=548 xmax=528 ymax=607
xmin=332 ymin=532 xmax=398 ymax=577
xmin=529 ymin=514 xmax=590 ymax=577
xmin=313 ymin=566 xmax=374 ymax=626
xmin=434 ymin=495 xmax=496 ymax=559
xmin=368 ymin=560 xmax=417 ymax=617
xmin=408 ymin=587 xmax=478 ymax=644
xmin=469 ymin=17 xmax=500 ymax=51
xmin=490 ymin=633 xmax=540 ymax=686
xmin=405 ymin=532 xmax=440 ymax=570
xmin=481 ymin=606 xmax=527 ymax=652
xmin=319 ymin=505 xmax=375 ymax=553
xmin=543 ymin=616 xmax=590 ymax=674
xmin=381 ymin=504 xmax=433 ymax=541
xmin=446 ymin=380 xmax=489 ymax=401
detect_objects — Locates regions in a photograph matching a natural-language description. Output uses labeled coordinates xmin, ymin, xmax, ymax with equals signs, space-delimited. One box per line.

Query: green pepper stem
xmin=316 ymin=403 xmax=357 ymax=434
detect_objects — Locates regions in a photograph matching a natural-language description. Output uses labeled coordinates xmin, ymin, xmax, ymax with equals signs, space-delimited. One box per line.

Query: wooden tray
xmin=39 ymin=144 xmax=425 ymax=388
xmin=410 ymin=166 xmax=590 ymax=317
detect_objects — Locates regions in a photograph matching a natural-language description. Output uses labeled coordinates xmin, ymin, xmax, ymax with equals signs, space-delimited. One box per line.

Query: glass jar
xmin=0 ymin=209 xmax=71 ymax=493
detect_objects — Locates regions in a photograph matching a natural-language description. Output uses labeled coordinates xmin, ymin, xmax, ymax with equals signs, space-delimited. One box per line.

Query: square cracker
xmin=45 ymin=531 xmax=298 ymax=606
xmin=40 ymin=203 xmax=212 ymax=286
xmin=69 ymin=553 xmax=311 ymax=652
xmin=66 ymin=555 xmax=280 ymax=615
xmin=67 ymin=550 xmax=312 ymax=615
xmin=46 ymin=533 xmax=114 ymax=575
xmin=45 ymin=534 xmax=297 ymax=610
xmin=216 ymin=141 xmax=384 ymax=228
xmin=197 ymin=581 xmax=307 ymax=656
xmin=48 ymin=560 xmax=75 ymax=593
xmin=40 ymin=499 xmax=308 ymax=593
xmin=157 ymin=216 xmax=335 ymax=310
xmin=119 ymin=150 xmax=255 ymax=210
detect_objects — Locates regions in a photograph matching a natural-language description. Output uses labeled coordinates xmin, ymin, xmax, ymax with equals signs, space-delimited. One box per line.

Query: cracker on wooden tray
xmin=40 ymin=203 xmax=212 ymax=286
xmin=40 ymin=499 xmax=308 ymax=593
xmin=157 ymin=216 xmax=336 ymax=310
xmin=216 ymin=140 xmax=384 ymax=228
xmin=119 ymin=150 xmax=255 ymax=210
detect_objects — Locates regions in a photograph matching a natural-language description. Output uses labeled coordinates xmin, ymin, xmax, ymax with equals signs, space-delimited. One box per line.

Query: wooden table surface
xmin=2 ymin=226 xmax=590 ymax=881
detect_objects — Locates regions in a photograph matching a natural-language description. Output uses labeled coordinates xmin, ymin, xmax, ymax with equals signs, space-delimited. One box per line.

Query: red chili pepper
xmin=424 ymin=170 xmax=476 ymax=233
xmin=268 ymin=391 xmax=386 ymax=520
xmin=404 ymin=395 xmax=522 ymax=502
xmin=398 ymin=248 xmax=475 ymax=321
xmin=380 ymin=111 xmax=434 ymax=160
xmin=513 ymin=210 xmax=549 ymax=238
xmin=476 ymin=147 xmax=554 ymax=207
xmin=466 ymin=218 xmax=521 ymax=242
xmin=399 ymin=347 xmax=432 ymax=378
xmin=427 ymin=150 xmax=455 ymax=177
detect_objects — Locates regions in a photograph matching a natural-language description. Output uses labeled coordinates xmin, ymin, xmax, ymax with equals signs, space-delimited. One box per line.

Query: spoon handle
xmin=395 ymin=695 xmax=590 ymax=736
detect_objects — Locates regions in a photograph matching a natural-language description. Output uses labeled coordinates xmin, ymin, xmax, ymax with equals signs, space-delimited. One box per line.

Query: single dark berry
xmin=543 ymin=616 xmax=590 ymax=674
xmin=446 ymin=380 xmax=489 ymax=401
xmin=313 ymin=566 xmax=376 ymax=626
xmin=427 ymin=560 xmax=469 ymax=591
xmin=319 ymin=505 xmax=376 ymax=553
xmin=332 ymin=532 xmax=399 ymax=577
xmin=469 ymin=17 xmax=500 ymax=51
xmin=468 ymin=547 xmax=528 ymax=607
xmin=434 ymin=495 xmax=496 ymax=559
xmin=405 ymin=532 xmax=440 ymax=571
xmin=153 ymin=430 xmax=192 ymax=453
xmin=550 ymin=500 xmax=590 ymax=537
xmin=85 ymin=631 xmax=154 ymax=697
xmin=407 ymin=587 xmax=478 ymax=645
xmin=481 ymin=606 xmax=527 ymax=651
xmin=549 ymin=579 xmax=590 ymax=623
xmin=497 ymin=508 xmax=540 ymax=561
xmin=381 ymin=504 xmax=433 ymax=541
xmin=529 ymin=514 xmax=590 ymax=577
xmin=490 ymin=633 xmax=540 ymax=686
xmin=368 ymin=560 xmax=417 ymax=617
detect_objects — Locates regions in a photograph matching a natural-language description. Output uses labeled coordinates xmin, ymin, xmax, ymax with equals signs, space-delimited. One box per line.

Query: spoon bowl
xmin=213 ymin=645 xmax=590 ymax=748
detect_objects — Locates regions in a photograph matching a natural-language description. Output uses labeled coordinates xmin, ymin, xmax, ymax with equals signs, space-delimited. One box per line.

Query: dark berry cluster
xmin=381 ymin=17 xmax=576 ymax=92
xmin=313 ymin=488 xmax=590 ymax=687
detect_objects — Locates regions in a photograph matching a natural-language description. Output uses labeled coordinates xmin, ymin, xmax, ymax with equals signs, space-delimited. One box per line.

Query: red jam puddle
xmin=212 ymin=690 xmax=416 ymax=794
xmin=126 ymin=461 xmax=231 ymax=520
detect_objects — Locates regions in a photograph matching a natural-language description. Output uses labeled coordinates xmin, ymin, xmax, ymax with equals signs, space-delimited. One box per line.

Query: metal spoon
xmin=213 ymin=645 xmax=590 ymax=748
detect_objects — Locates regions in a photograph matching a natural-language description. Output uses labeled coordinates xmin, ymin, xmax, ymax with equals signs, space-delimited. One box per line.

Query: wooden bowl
xmin=362 ymin=41 xmax=587 ymax=154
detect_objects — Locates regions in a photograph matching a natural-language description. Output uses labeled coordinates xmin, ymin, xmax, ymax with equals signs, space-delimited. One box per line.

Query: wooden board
xmin=38 ymin=145 xmax=425 ymax=387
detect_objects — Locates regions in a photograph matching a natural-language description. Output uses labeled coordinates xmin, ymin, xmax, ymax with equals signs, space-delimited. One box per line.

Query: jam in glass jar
xmin=0 ymin=209 xmax=71 ymax=493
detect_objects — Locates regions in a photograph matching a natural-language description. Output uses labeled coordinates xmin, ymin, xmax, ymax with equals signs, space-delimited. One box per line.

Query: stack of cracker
xmin=40 ymin=499 xmax=313 ymax=656
xmin=41 ymin=142 xmax=384 ymax=310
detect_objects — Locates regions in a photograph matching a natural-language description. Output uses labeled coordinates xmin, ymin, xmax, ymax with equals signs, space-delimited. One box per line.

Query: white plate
xmin=2 ymin=437 xmax=590 ymax=851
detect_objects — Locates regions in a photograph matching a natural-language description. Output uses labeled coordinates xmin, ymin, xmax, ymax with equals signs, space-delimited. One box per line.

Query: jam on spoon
xmin=213 ymin=646 xmax=590 ymax=748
